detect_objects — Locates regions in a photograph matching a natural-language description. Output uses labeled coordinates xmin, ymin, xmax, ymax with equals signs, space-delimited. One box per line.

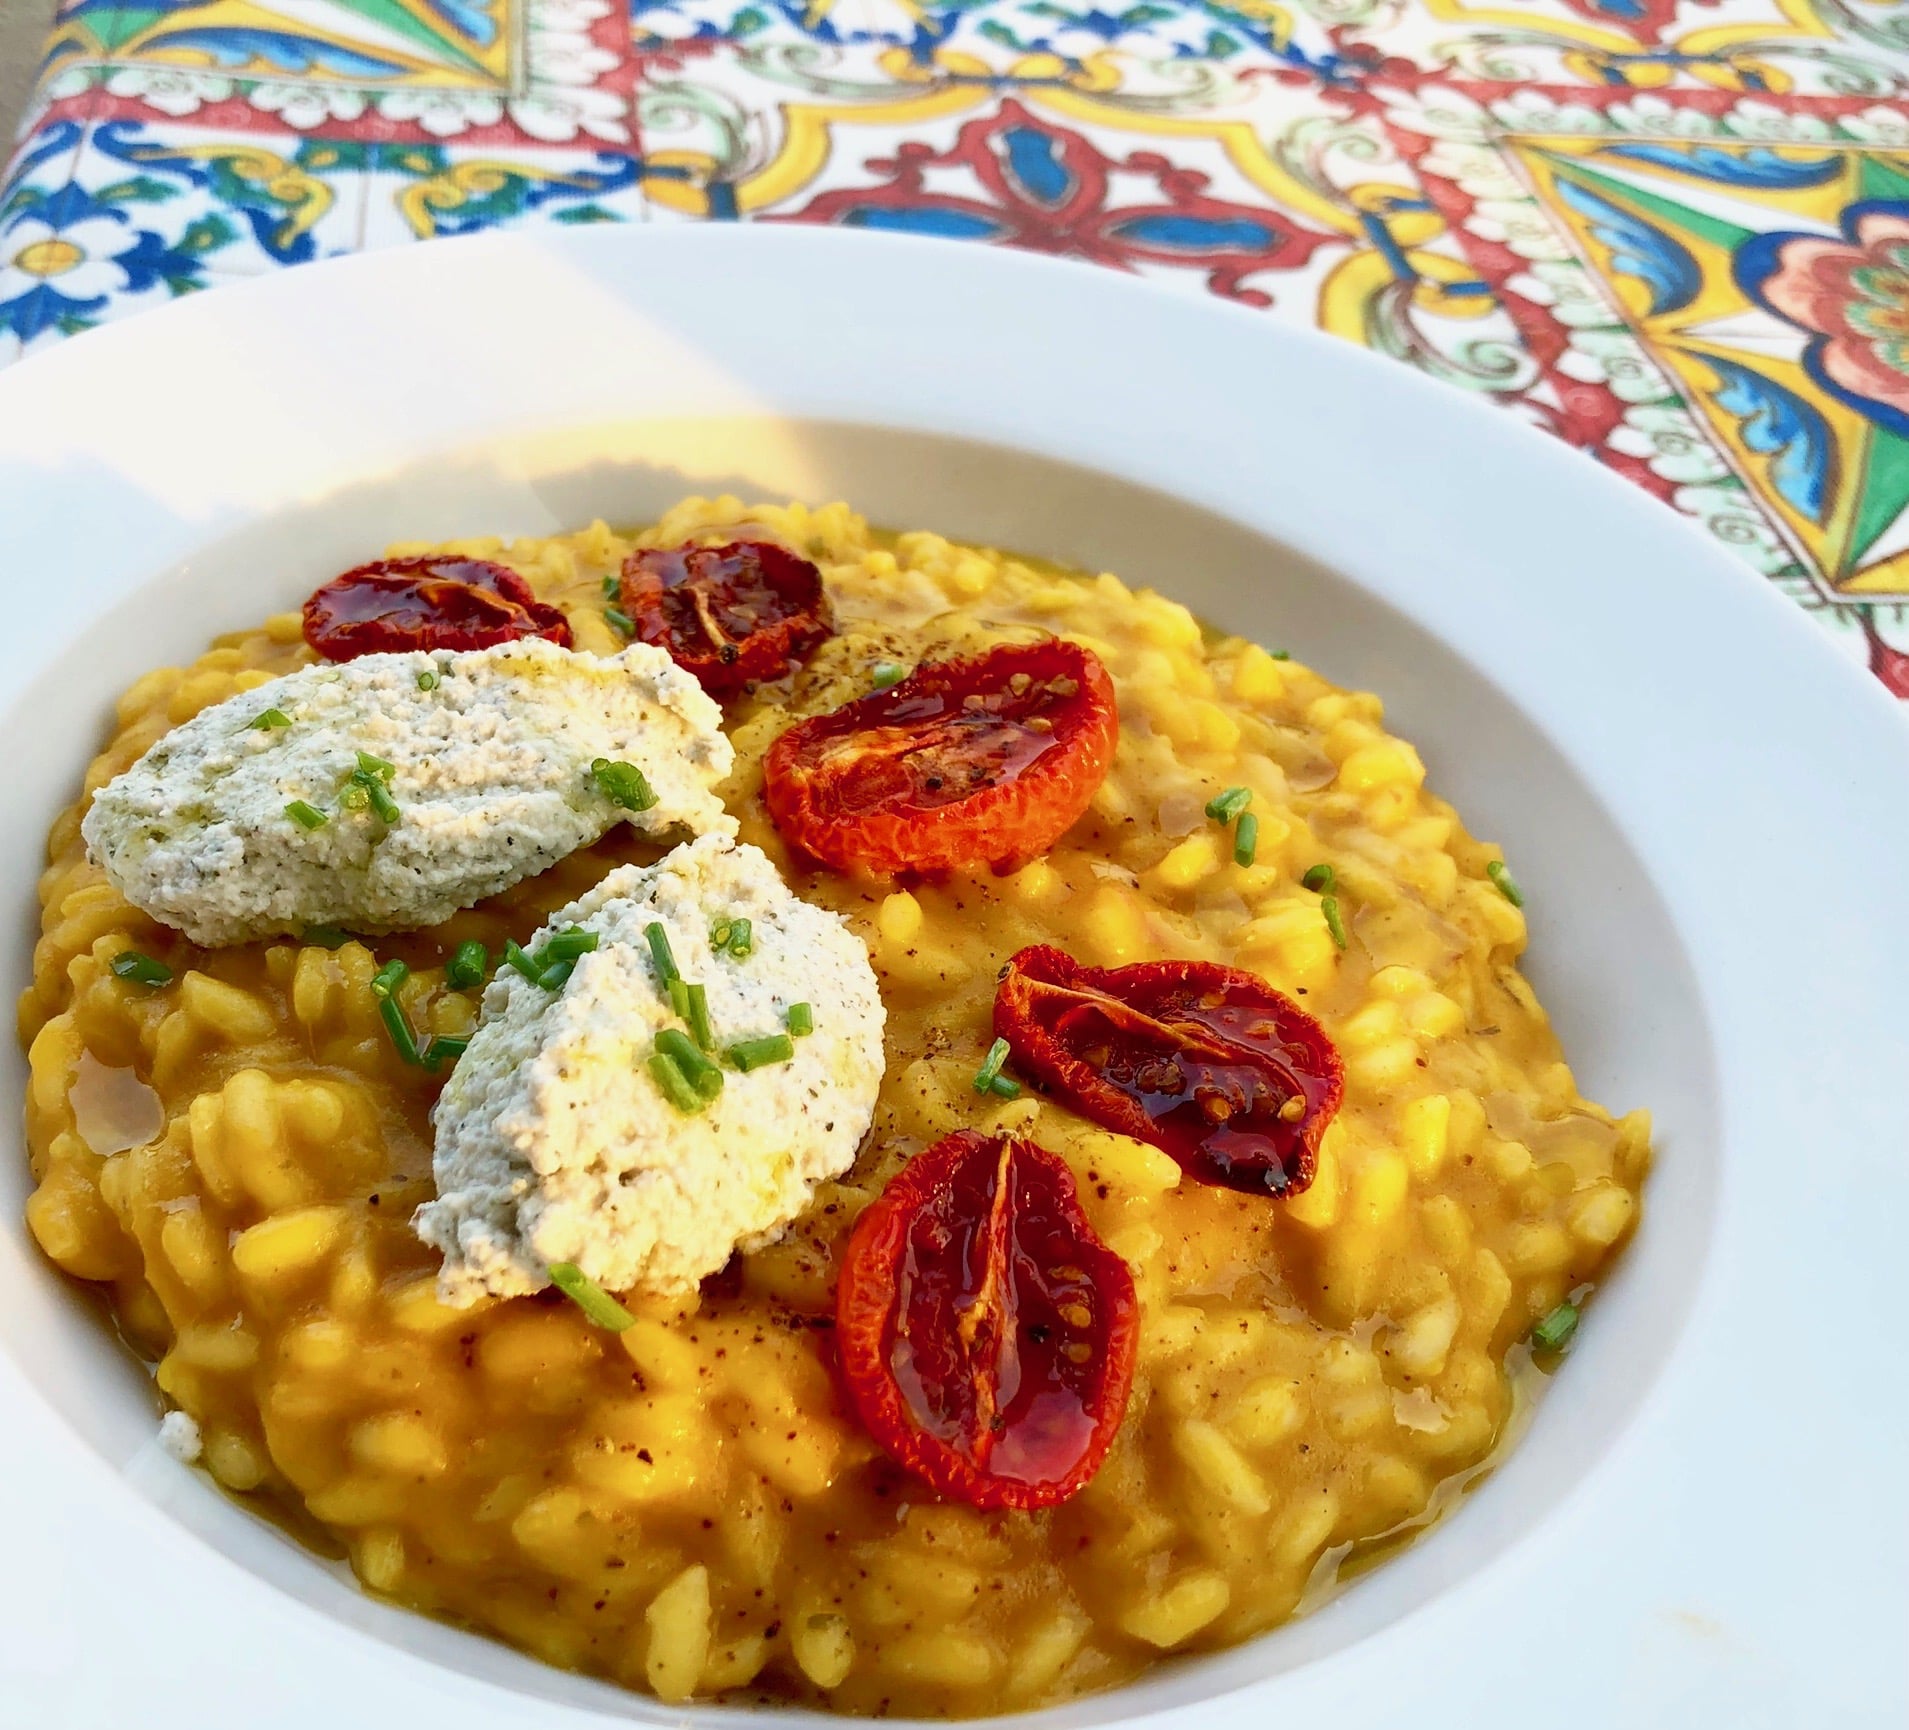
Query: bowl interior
xmin=0 ymin=418 xmax=1719 ymax=1725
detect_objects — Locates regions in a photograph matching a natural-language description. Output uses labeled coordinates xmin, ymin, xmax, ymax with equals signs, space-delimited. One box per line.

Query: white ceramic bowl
xmin=0 ymin=227 xmax=1903 ymax=1730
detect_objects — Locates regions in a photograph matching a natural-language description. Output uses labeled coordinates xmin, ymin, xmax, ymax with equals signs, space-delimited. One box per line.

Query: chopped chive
xmin=604 ymin=606 xmax=634 ymax=637
xmin=1233 ymin=811 xmax=1259 ymax=867
xmin=1532 ymin=1301 xmax=1580 ymax=1352
xmin=339 ymin=781 xmax=370 ymax=812
xmin=685 ymin=981 xmax=714 ymax=1052
xmin=728 ymin=1033 xmax=795 ymax=1072
xmin=723 ymin=917 xmax=753 ymax=959
xmin=370 ymin=958 xmax=408 ymax=1000
xmin=1270 ymin=649 xmax=1291 ymax=661
xmin=710 ymin=917 xmax=732 ymax=951
xmin=601 ymin=574 xmax=620 ymax=601
xmin=648 ymin=1049 xmax=707 ymax=1114
xmin=1204 ymin=786 xmax=1251 ymax=822
xmin=534 ymin=926 xmax=599 ymax=968
xmin=988 ymin=1073 xmax=1022 ymax=1099
xmin=353 ymin=769 xmax=400 ymax=825
xmin=973 ymin=1036 xmax=1011 ymax=1094
xmin=591 ymin=757 xmax=658 ymax=813
xmin=377 ymin=993 xmax=421 ymax=1067
xmin=1301 ymin=863 xmax=1336 ymax=894
xmin=1487 ymin=859 xmax=1525 ymax=908
xmin=871 ymin=660 xmax=907 ymax=690
xmin=785 ymin=1001 xmax=813 ymax=1037
xmin=645 ymin=921 xmax=679 ymax=985
xmin=302 ymin=924 xmax=351 ymax=950
xmin=417 ymin=669 xmax=439 ymax=692
xmin=446 ymin=940 xmax=488 ymax=989
xmin=421 ymin=1035 xmax=467 ymax=1073
xmin=285 ymin=799 xmax=329 ymax=830
xmin=1322 ymin=894 xmax=1349 ymax=951
xmin=355 ymin=750 xmax=395 ymax=781
xmin=538 ymin=959 xmax=576 ymax=992
xmin=250 ymin=707 xmax=292 ymax=731
xmin=547 ymin=1261 xmax=636 ymax=1332
xmin=109 ymin=950 xmax=172 ymax=988
xmin=667 ymin=976 xmax=692 ymax=1021
xmin=656 ymin=1029 xmax=723 ymax=1098
xmin=502 ymin=939 xmax=545 ymax=984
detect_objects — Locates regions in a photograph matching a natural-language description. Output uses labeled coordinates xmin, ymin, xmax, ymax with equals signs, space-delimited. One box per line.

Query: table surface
xmin=3 ymin=1 xmax=1907 ymax=695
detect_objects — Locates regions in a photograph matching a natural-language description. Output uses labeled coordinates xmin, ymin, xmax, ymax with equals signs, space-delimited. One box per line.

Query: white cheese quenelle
xmin=417 ymin=834 xmax=887 ymax=1305
xmin=82 ymin=638 xmax=735 ymax=946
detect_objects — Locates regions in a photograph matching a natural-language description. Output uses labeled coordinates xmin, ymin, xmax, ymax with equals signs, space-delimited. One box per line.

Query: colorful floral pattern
xmin=4 ymin=0 xmax=1909 ymax=688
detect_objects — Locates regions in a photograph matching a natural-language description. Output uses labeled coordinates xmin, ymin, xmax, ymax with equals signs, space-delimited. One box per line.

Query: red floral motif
xmin=1555 ymin=0 xmax=1725 ymax=46
xmin=774 ymin=99 xmax=1335 ymax=308
xmin=1749 ymin=204 xmax=1909 ymax=435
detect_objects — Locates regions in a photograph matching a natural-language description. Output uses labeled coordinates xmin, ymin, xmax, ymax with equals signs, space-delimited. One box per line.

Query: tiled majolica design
xmin=5 ymin=0 xmax=1909 ymax=688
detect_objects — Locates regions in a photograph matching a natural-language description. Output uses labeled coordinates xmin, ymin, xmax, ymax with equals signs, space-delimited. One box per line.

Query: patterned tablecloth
xmin=3 ymin=2 xmax=1907 ymax=693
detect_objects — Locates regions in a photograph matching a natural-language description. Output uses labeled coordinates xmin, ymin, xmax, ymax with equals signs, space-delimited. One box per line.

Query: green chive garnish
xmin=1233 ymin=811 xmax=1259 ymax=867
xmin=871 ymin=661 xmax=907 ymax=690
xmin=417 ymin=670 xmax=439 ymax=692
xmin=547 ymin=1261 xmax=636 ymax=1332
xmin=109 ymin=950 xmax=172 ymax=988
xmin=250 ymin=708 xmax=292 ymax=731
xmin=1322 ymin=895 xmax=1349 ymax=951
xmin=1487 ymin=859 xmax=1525 ymax=907
xmin=591 ymin=757 xmax=658 ymax=813
xmin=667 ymin=976 xmax=692 ymax=1021
xmin=355 ymin=751 xmax=395 ymax=781
xmin=421 ymin=1035 xmax=467 ymax=1072
xmin=339 ymin=782 xmax=370 ymax=812
xmin=656 ymin=1029 xmax=723 ymax=1099
xmin=1270 ymin=649 xmax=1291 ymax=661
xmin=604 ymin=606 xmax=634 ymax=637
xmin=785 ymin=1001 xmax=813 ymax=1037
xmin=1301 ymin=863 xmax=1335 ymax=894
xmin=1532 ymin=1301 xmax=1580 ymax=1352
xmin=534 ymin=926 xmax=599 ymax=969
xmin=974 ymin=1037 xmax=1011 ymax=1094
xmin=302 ymin=925 xmax=350 ymax=950
xmin=357 ymin=772 xmax=400 ymax=824
xmin=728 ymin=1033 xmax=795 ymax=1072
xmin=539 ymin=960 xmax=576 ymax=991
xmin=989 ymin=1074 xmax=1022 ymax=1099
xmin=502 ymin=939 xmax=544 ymax=984
xmin=645 ymin=921 xmax=679 ymax=985
xmin=285 ymin=800 xmax=328 ymax=830
xmin=1205 ymin=786 xmax=1251 ymax=822
xmin=372 ymin=966 xmax=421 ymax=1066
xmin=446 ymin=940 xmax=488 ymax=989
xmin=601 ymin=573 xmax=619 ymax=601
xmin=723 ymin=917 xmax=752 ymax=959
xmin=685 ymin=981 xmax=714 ymax=1052
xmin=648 ymin=1049 xmax=706 ymax=1114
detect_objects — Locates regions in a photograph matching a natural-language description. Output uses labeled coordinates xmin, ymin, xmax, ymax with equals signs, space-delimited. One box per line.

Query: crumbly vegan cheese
xmin=157 ymin=1410 xmax=202 ymax=1464
xmin=417 ymin=834 xmax=886 ymax=1304
xmin=82 ymin=638 xmax=735 ymax=946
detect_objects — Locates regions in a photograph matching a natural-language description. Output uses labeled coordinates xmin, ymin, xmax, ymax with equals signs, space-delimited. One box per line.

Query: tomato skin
xmin=834 ymin=1130 xmax=1139 ymax=1512
xmin=995 ymin=945 xmax=1344 ymax=1199
xmin=762 ymin=639 xmax=1118 ymax=877
xmin=619 ymin=540 xmax=832 ymax=698
xmin=303 ymin=557 xmax=572 ymax=661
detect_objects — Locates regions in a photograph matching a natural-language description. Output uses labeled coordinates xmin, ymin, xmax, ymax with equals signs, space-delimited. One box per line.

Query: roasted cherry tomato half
xmin=995 ymin=945 xmax=1343 ymax=1199
xmin=303 ymin=557 xmax=572 ymax=662
xmin=619 ymin=540 xmax=833 ymax=699
xmin=762 ymin=639 xmax=1118 ymax=877
xmin=835 ymin=1129 xmax=1139 ymax=1511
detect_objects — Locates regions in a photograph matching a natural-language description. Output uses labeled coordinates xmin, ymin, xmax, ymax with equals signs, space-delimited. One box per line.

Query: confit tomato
xmin=303 ymin=557 xmax=572 ymax=662
xmin=995 ymin=945 xmax=1343 ymax=1199
xmin=619 ymin=540 xmax=833 ymax=699
xmin=835 ymin=1129 xmax=1138 ymax=1511
xmin=762 ymin=639 xmax=1117 ymax=877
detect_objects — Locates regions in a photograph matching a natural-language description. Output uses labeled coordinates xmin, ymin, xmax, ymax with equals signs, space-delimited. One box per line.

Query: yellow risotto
xmin=20 ymin=498 xmax=1648 ymax=1716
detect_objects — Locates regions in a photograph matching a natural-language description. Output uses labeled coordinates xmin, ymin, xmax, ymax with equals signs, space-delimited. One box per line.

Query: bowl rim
xmin=0 ymin=224 xmax=1905 ymax=1730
